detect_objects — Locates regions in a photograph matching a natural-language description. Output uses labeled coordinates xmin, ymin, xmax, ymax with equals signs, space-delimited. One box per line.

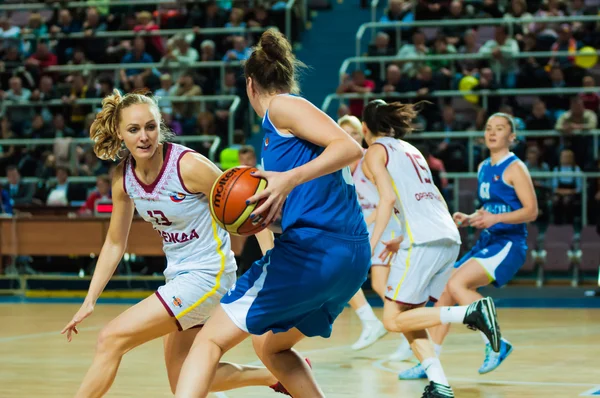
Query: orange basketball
xmin=209 ymin=166 xmax=269 ymax=236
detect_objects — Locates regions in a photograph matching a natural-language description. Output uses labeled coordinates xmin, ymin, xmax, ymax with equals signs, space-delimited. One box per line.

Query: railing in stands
xmin=46 ymin=60 xmax=244 ymax=94
xmin=0 ymin=94 xmax=239 ymax=148
xmin=355 ymin=15 xmax=600 ymax=58
xmin=339 ymin=50 xmax=600 ymax=83
xmin=0 ymin=0 xmax=174 ymax=11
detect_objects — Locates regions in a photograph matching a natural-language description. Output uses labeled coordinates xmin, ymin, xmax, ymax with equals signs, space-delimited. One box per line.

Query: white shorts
xmin=385 ymin=240 xmax=460 ymax=306
xmin=369 ymin=221 xmax=402 ymax=266
xmin=156 ymin=270 xmax=237 ymax=331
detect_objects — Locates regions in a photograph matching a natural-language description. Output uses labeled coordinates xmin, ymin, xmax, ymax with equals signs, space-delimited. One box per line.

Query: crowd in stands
xmin=337 ymin=0 xmax=600 ymax=229
xmin=0 ymin=0 xmax=301 ymax=213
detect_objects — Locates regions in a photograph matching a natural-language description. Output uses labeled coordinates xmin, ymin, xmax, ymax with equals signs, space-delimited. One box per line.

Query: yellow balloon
xmin=575 ymin=46 xmax=598 ymax=69
xmin=459 ymin=75 xmax=479 ymax=104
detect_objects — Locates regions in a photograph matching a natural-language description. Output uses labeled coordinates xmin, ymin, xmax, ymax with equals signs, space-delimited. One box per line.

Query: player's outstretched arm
xmin=62 ymin=162 xmax=135 ymax=341
xmin=364 ymin=144 xmax=396 ymax=255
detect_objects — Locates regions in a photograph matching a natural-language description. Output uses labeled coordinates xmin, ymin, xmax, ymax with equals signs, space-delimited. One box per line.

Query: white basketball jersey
xmin=352 ymin=152 xmax=378 ymax=218
xmin=373 ymin=137 xmax=460 ymax=248
xmin=123 ymin=143 xmax=237 ymax=280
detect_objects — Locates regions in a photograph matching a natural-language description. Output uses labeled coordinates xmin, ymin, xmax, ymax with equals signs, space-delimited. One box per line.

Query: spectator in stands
xmin=78 ymin=174 xmax=111 ymax=216
xmin=475 ymin=0 xmax=503 ymax=18
xmin=457 ymin=29 xmax=481 ymax=76
xmin=2 ymin=76 xmax=34 ymax=134
xmin=67 ymin=49 xmax=94 ymax=84
xmin=0 ymin=15 xmax=22 ymax=53
xmin=479 ymin=26 xmax=520 ymax=88
xmin=25 ymin=41 xmax=58 ymax=78
xmin=336 ymin=70 xmax=375 ymax=118
xmin=546 ymin=24 xmax=578 ymax=71
xmin=52 ymin=113 xmax=76 ymax=138
xmin=556 ymin=96 xmax=598 ymax=167
xmin=238 ymin=145 xmax=262 ymax=170
xmin=544 ymin=66 xmax=570 ymax=117
xmin=552 ymin=148 xmax=582 ymax=229
xmin=441 ymin=1 xmax=469 ymax=46
xmin=415 ymin=0 xmax=449 ymax=20
xmin=526 ymin=99 xmax=555 ymax=131
xmin=155 ymin=74 xmax=176 ymax=115
xmin=50 ymin=9 xmax=82 ymax=64
xmin=161 ymin=111 xmax=182 ymax=136
xmin=411 ymin=65 xmax=438 ymax=124
xmin=79 ymin=149 xmax=108 ymax=177
xmin=525 ymin=146 xmax=551 ymax=233
xmin=133 ymin=11 xmax=164 ymax=60
xmin=120 ymin=36 xmax=154 ymax=92
xmin=0 ymin=117 xmax=18 ymax=174
xmin=30 ymin=75 xmax=59 ymax=123
xmin=4 ymin=165 xmax=35 ymax=206
xmin=96 ymin=75 xmax=115 ymax=101
xmin=0 ymin=185 xmax=13 ymax=215
xmin=225 ymin=7 xmax=246 ymax=30
xmin=82 ymin=7 xmax=108 ymax=64
xmin=397 ymin=30 xmax=428 ymax=78
xmin=45 ymin=166 xmax=86 ymax=206
xmin=432 ymin=105 xmax=468 ymax=171
xmin=163 ymin=34 xmax=199 ymax=70
xmin=223 ymin=36 xmax=252 ymax=62
xmin=426 ymin=35 xmax=456 ymax=91
xmin=25 ymin=114 xmax=52 ymax=139
xmin=503 ymin=0 xmax=532 ymax=41
xmin=172 ymin=71 xmax=202 ymax=128
xmin=196 ymin=111 xmax=216 ymax=157
xmin=62 ymin=73 xmax=98 ymax=133
xmin=0 ymin=46 xmax=26 ymax=88
xmin=377 ymin=64 xmax=410 ymax=101
xmin=366 ymin=32 xmax=394 ymax=81
xmin=580 ymin=75 xmax=600 ymax=112
xmin=22 ymin=12 xmax=48 ymax=56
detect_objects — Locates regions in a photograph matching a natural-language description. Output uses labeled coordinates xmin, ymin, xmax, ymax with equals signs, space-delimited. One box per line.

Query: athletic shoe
xmin=463 ymin=297 xmax=501 ymax=352
xmin=387 ymin=337 xmax=413 ymax=361
xmin=478 ymin=340 xmax=513 ymax=374
xmin=422 ymin=381 xmax=455 ymax=397
xmin=351 ymin=320 xmax=388 ymax=351
xmin=398 ymin=363 xmax=427 ymax=380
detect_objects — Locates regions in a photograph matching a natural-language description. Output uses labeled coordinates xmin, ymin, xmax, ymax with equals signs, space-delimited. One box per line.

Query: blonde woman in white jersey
xmin=361 ymin=99 xmax=503 ymax=398
xmin=339 ymin=115 xmax=412 ymax=360
xmin=61 ymin=90 xmax=285 ymax=397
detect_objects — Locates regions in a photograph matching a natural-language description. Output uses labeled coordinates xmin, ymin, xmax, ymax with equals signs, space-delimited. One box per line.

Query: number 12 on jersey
xmin=406 ymin=153 xmax=431 ymax=184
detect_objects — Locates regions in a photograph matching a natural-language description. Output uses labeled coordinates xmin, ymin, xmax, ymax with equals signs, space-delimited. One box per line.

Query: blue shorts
xmin=221 ymin=227 xmax=371 ymax=338
xmin=454 ymin=231 xmax=527 ymax=287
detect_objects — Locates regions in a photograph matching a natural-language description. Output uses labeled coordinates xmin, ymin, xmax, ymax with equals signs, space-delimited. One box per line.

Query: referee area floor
xmin=1 ymin=291 xmax=599 ymax=397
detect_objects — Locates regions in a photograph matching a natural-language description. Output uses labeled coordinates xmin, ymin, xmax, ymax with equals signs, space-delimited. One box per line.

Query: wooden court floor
xmin=1 ymin=302 xmax=599 ymax=397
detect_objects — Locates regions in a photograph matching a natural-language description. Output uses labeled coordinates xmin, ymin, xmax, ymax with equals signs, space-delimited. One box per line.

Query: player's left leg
xmin=163 ymin=327 xmax=278 ymax=394
xmin=349 ymin=288 xmax=388 ymax=351
xmin=384 ymin=300 xmax=454 ymax=397
xmin=252 ymin=328 xmax=323 ymax=398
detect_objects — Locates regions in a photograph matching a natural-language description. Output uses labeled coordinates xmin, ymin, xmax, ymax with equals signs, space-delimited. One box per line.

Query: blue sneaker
xmin=399 ymin=363 xmax=427 ymax=380
xmin=478 ymin=340 xmax=513 ymax=374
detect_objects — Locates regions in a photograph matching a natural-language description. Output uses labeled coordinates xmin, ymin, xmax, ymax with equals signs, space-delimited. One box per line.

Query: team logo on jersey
xmin=170 ymin=192 xmax=186 ymax=202
xmin=493 ymin=175 xmax=500 ymax=182
xmin=387 ymin=285 xmax=393 ymax=292
xmin=172 ymin=296 xmax=183 ymax=308
xmin=264 ymin=137 xmax=269 ymax=148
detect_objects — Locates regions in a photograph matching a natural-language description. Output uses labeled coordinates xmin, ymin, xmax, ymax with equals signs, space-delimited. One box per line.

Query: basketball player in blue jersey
xmin=399 ymin=113 xmax=538 ymax=380
xmin=174 ymin=29 xmax=371 ymax=398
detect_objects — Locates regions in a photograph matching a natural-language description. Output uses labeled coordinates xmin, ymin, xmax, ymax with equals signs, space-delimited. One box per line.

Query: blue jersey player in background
xmin=399 ymin=113 xmax=538 ymax=381
xmin=175 ymin=29 xmax=370 ymax=398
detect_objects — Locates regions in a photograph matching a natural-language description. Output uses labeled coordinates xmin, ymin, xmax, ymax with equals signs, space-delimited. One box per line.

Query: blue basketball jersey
xmin=477 ymin=152 xmax=526 ymax=237
xmin=260 ymin=106 xmax=367 ymax=237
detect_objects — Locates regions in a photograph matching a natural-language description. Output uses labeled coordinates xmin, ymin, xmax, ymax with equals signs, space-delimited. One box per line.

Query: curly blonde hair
xmin=90 ymin=89 xmax=171 ymax=161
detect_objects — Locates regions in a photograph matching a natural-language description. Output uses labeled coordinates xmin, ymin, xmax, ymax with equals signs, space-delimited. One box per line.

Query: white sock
xmin=439 ymin=306 xmax=467 ymax=324
xmin=355 ymin=303 xmax=378 ymax=324
xmin=434 ymin=343 xmax=442 ymax=357
xmin=422 ymin=357 xmax=449 ymax=386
